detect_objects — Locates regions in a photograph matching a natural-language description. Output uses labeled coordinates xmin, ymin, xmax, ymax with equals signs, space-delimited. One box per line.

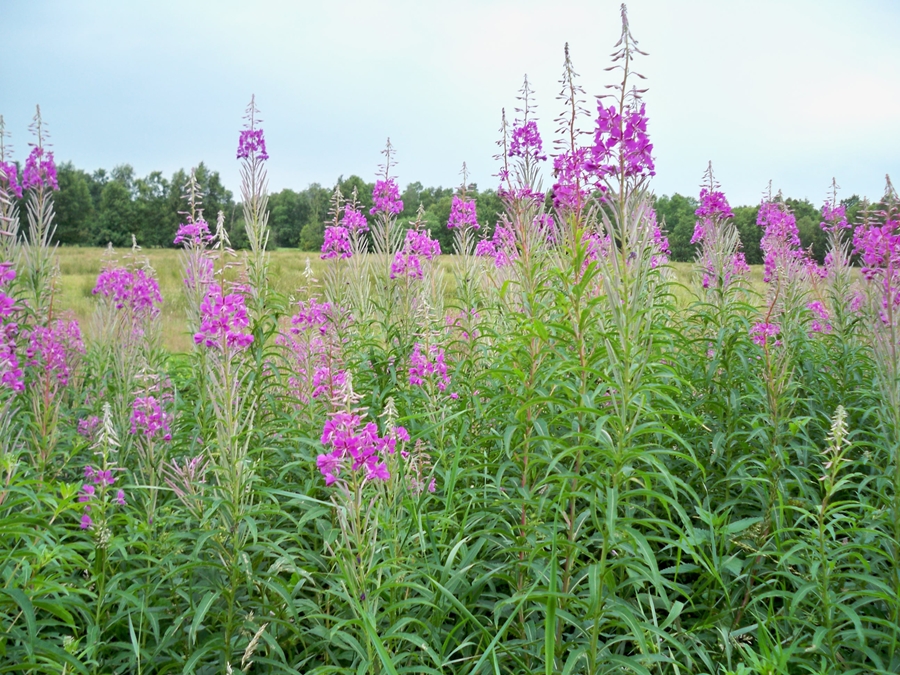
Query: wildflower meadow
xmin=3 ymin=6 xmax=900 ymax=674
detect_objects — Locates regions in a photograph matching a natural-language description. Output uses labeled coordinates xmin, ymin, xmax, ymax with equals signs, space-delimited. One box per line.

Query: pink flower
xmin=25 ymin=319 xmax=84 ymax=386
xmin=447 ymin=195 xmax=479 ymax=230
xmin=509 ymin=119 xmax=547 ymax=162
xmin=318 ymin=412 xmax=394 ymax=485
xmin=342 ymin=207 xmax=368 ymax=233
xmin=370 ymin=179 xmax=403 ymax=215
xmin=409 ymin=343 xmax=451 ymax=392
xmin=0 ymin=161 xmax=22 ymax=199
xmin=22 ymin=146 xmax=59 ymax=191
xmin=93 ymin=267 xmax=163 ymax=320
xmin=321 ymin=226 xmax=351 ymax=260
xmin=750 ymin=322 xmax=781 ymax=347
xmin=236 ymin=129 xmax=269 ymax=160
xmin=193 ymin=284 xmax=254 ymax=350
xmin=174 ymin=220 xmax=214 ymax=246
xmin=391 ymin=229 xmax=441 ymax=280
xmin=130 ymin=395 xmax=173 ymax=441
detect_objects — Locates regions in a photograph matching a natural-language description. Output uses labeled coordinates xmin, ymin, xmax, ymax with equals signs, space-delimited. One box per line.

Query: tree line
xmin=14 ymin=160 xmax=865 ymax=263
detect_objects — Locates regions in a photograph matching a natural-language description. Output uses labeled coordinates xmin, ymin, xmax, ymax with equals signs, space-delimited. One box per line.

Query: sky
xmin=1 ymin=0 xmax=899 ymax=207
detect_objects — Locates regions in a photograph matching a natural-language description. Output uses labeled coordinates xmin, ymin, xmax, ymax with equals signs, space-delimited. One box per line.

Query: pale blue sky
xmin=2 ymin=0 xmax=898 ymax=207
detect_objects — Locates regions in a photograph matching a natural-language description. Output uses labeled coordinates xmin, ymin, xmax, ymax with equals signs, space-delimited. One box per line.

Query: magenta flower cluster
xmin=0 ymin=161 xmax=22 ymax=199
xmin=853 ymin=217 xmax=900 ymax=321
xmin=371 ymin=179 xmax=404 ymax=215
xmin=79 ymin=465 xmax=126 ymax=530
xmin=692 ymin=188 xmax=735 ymax=245
xmin=77 ymin=415 xmax=101 ymax=439
xmin=475 ymin=225 xmax=518 ymax=268
xmin=509 ymin=120 xmax=547 ymax=162
xmin=447 ymin=195 xmax=479 ymax=230
xmin=130 ymin=395 xmax=173 ymax=441
xmin=0 ymin=264 xmax=21 ymax=391
xmin=321 ymin=226 xmax=351 ymax=260
xmin=342 ymin=207 xmax=369 ymax=233
xmin=22 ymin=146 xmax=59 ymax=191
xmin=236 ymin=129 xmax=269 ymax=161
xmin=194 ymin=284 xmax=254 ymax=350
xmin=93 ymin=267 xmax=163 ymax=320
xmin=409 ymin=342 xmax=451 ymax=392
xmin=316 ymin=412 xmax=409 ymax=485
xmin=174 ymin=220 xmax=214 ymax=247
xmin=807 ymin=301 xmax=832 ymax=334
xmin=391 ymin=229 xmax=441 ymax=280
xmin=0 ymin=326 xmax=22 ymax=392
xmin=25 ymin=319 xmax=84 ymax=387
xmin=289 ymin=298 xmax=332 ymax=335
xmin=820 ymin=203 xmax=849 ymax=233
xmin=853 ymin=219 xmax=900 ymax=281
xmin=551 ymin=147 xmax=591 ymax=211
xmin=757 ymin=201 xmax=804 ymax=283
xmin=750 ymin=322 xmax=781 ymax=347
xmin=280 ymin=299 xmax=347 ymax=404
xmin=588 ymin=102 xmax=655 ymax=182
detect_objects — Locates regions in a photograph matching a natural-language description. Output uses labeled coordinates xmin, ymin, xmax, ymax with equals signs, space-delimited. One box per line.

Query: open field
xmin=53 ymin=247 xmax=767 ymax=351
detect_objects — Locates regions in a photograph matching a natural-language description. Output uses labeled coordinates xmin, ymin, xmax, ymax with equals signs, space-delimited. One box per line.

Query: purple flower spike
xmin=321 ymin=226 xmax=352 ymax=260
xmin=0 ymin=161 xmax=23 ymax=199
xmin=447 ymin=195 xmax=479 ymax=230
xmin=130 ymin=395 xmax=172 ymax=441
xmin=587 ymin=102 xmax=655 ymax=184
xmin=750 ymin=322 xmax=781 ymax=347
xmin=391 ymin=229 xmax=441 ymax=280
xmin=22 ymin=146 xmax=59 ymax=192
xmin=342 ymin=207 xmax=369 ymax=233
xmin=237 ymin=129 xmax=269 ymax=161
xmin=193 ymin=284 xmax=254 ymax=350
xmin=509 ymin=120 xmax=547 ymax=163
xmin=371 ymin=179 xmax=403 ymax=216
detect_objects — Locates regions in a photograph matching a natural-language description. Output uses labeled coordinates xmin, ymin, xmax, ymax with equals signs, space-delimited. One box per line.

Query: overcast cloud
xmin=2 ymin=0 xmax=898 ymax=207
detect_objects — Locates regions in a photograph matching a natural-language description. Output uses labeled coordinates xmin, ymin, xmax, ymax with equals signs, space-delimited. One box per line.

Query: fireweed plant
xmin=4 ymin=6 xmax=900 ymax=674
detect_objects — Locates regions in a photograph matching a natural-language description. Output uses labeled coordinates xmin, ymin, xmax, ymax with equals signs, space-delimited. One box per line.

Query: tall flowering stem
xmin=851 ymin=174 xmax=900 ymax=662
xmin=278 ymin=297 xmax=349 ymax=425
xmin=854 ymin=177 xmax=900 ymax=445
xmin=175 ymin=169 xmax=215 ymax=334
xmin=24 ymin=317 xmax=84 ymax=470
xmin=756 ymin=185 xmax=812 ymax=331
xmin=369 ymin=139 xmax=405 ymax=290
xmin=237 ymin=95 xmax=271 ymax=326
xmin=189 ymin=211 xmax=261 ymax=666
xmin=19 ymin=106 xmax=60 ymax=324
xmin=691 ymin=163 xmax=749 ymax=307
xmin=80 ymin=403 xmax=129 ymax=657
xmin=816 ymin=178 xmax=856 ymax=338
xmin=449 ymin=164 xmax=483 ymax=315
xmin=551 ymin=43 xmax=591 ymax=232
xmin=90 ymin=243 xmax=164 ymax=447
xmin=0 ymin=116 xmax=21 ymax=260
xmin=129 ymin=381 xmax=173 ymax=524
xmin=315 ymin=376 xmax=417 ymax=660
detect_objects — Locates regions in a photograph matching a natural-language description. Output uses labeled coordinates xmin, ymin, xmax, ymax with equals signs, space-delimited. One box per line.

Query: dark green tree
xmin=653 ymin=193 xmax=699 ymax=262
xmin=134 ymin=171 xmax=172 ymax=247
xmin=733 ymin=205 xmax=763 ymax=265
xmin=53 ymin=162 xmax=94 ymax=244
xmin=92 ymin=179 xmax=135 ymax=247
